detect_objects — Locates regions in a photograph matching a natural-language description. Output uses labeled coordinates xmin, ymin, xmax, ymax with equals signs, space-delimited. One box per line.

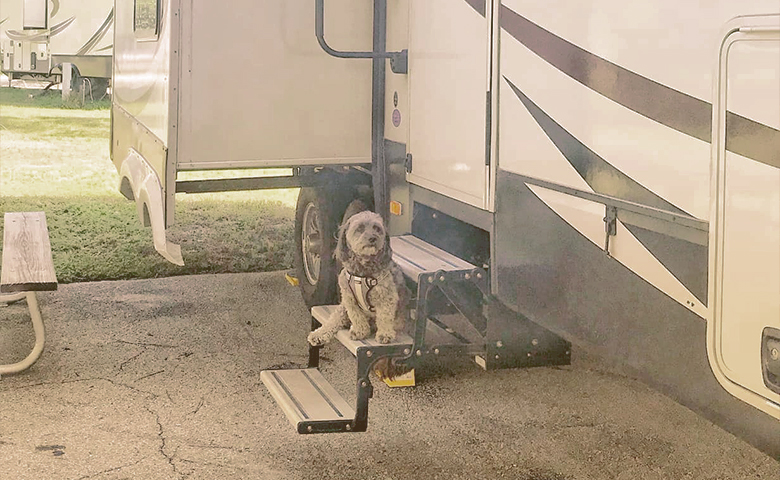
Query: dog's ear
xmin=335 ymin=215 xmax=352 ymax=264
xmin=379 ymin=229 xmax=393 ymax=265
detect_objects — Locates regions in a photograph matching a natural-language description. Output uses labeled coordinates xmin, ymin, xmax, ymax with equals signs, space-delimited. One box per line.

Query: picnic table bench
xmin=0 ymin=212 xmax=57 ymax=377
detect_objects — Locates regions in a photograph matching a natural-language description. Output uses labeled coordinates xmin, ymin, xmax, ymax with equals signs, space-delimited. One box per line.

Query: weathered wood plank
xmin=1 ymin=212 xmax=58 ymax=293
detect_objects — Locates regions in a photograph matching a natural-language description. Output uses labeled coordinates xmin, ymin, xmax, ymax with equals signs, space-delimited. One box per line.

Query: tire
xmin=85 ymin=77 xmax=109 ymax=101
xmin=294 ymin=185 xmax=353 ymax=308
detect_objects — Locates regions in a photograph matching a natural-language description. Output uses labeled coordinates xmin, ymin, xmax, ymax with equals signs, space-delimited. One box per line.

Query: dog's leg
xmin=307 ymin=305 xmax=349 ymax=346
xmin=392 ymin=268 xmax=409 ymax=333
xmin=374 ymin=304 xmax=398 ymax=344
xmin=346 ymin=305 xmax=372 ymax=341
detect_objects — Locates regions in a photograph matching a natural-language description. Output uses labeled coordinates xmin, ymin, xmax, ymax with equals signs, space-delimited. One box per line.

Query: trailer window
xmin=23 ymin=0 xmax=48 ymax=29
xmin=134 ymin=0 xmax=160 ymax=41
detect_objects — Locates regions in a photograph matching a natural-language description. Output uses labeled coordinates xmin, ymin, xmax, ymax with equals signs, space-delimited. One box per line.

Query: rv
xmin=109 ymin=0 xmax=780 ymax=458
xmin=0 ymin=0 xmax=112 ymax=90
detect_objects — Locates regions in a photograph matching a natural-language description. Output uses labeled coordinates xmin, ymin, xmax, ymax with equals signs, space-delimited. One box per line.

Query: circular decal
xmin=392 ymin=109 xmax=401 ymax=127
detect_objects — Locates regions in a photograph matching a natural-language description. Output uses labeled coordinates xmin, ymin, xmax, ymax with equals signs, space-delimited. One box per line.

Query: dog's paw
xmin=375 ymin=330 xmax=396 ymax=344
xmin=308 ymin=329 xmax=333 ymax=346
xmin=349 ymin=323 xmax=371 ymax=341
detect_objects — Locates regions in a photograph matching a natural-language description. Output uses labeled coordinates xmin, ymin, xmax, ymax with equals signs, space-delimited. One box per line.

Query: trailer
xmin=109 ymin=0 xmax=780 ymax=459
xmin=0 ymin=0 xmax=112 ymax=89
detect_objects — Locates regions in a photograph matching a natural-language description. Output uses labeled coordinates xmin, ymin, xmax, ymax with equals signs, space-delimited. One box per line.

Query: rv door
xmin=709 ymin=14 xmax=780 ymax=415
xmin=406 ymin=0 xmax=495 ymax=210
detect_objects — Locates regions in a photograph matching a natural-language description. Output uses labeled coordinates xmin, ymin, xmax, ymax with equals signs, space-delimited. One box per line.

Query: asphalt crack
xmin=146 ymin=406 xmax=185 ymax=478
xmin=118 ymin=349 xmax=146 ymax=371
xmin=16 ymin=377 xmax=158 ymax=399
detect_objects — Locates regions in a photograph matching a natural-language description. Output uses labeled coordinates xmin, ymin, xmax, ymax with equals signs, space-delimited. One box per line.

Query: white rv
xmin=110 ymin=0 xmax=780 ymax=457
xmin=0 ymin=0 xmax=112 ymax=84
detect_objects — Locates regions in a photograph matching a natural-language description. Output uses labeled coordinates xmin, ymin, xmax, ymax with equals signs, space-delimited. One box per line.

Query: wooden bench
xmin=0 ymin=212 xmax=58 ymax=377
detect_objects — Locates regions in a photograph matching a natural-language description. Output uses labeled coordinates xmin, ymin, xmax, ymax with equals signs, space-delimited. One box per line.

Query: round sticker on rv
xmin=392 ymin=109 xmax=401 ymax=127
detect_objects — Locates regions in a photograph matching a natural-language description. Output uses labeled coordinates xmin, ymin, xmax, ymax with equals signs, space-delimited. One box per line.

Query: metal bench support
xmin=0 ymin=292 xmax=45 ymax=378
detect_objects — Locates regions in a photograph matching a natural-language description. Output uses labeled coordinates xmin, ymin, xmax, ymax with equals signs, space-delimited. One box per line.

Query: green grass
xmin=0 ymin=85 xmax=112 ymax=110
xmin=0 ymin=87 xmax=298 ymax=283
xmin=0 ymin=196 xmax=294 ymax=283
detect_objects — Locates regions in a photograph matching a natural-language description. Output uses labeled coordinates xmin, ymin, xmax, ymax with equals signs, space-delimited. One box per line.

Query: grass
xmin=0 ymin=87 xmax=298 ymax=283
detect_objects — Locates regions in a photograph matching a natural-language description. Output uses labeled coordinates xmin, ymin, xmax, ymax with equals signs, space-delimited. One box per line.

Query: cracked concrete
xmin=0 ymin=271 xmax=777 ymax=479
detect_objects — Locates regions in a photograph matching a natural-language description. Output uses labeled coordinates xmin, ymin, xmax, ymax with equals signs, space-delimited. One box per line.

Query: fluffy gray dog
xmin=308 ymin=209 xmax=409 ymax=346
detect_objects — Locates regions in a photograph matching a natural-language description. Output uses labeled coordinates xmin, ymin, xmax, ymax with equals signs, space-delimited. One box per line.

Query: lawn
xmin=0 ymin=87 xmax=298 ymax=283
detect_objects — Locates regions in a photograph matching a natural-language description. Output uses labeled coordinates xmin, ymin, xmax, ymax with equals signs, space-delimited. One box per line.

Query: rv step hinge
xmin=405 ymin=153 xmax=413 ymax=174
xmin=603 ymin=205 xmax=618 ymax=255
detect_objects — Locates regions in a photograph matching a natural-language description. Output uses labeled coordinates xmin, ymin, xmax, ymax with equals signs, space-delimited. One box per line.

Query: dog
xmin=307 ymin=208 xmax=409 ymax=348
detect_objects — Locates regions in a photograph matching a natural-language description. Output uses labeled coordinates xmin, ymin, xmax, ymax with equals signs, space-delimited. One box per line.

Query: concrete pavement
xmin=0 ymin=272 xmax=777 ymax=479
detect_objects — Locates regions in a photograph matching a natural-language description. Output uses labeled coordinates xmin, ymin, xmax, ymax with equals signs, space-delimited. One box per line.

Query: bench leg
xmin=0 ymin=292 xmax=46 ymax=377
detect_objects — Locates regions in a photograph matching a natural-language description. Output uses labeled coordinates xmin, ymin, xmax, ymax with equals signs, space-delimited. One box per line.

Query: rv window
xmin=23 ymin=0 xmax=48 ymax=29
xmin=134 ymin=0 xmax=160 ymax=40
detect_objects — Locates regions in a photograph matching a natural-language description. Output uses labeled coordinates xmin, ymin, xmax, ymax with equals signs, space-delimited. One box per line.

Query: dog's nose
xmin=368 ymin=236 xmax=377 ymax=244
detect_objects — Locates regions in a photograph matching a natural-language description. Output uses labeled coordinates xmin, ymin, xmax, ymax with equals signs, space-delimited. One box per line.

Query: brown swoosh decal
xmin=463 ymin=0 xmax=486 ymax=17
xmin=462 ymin=2 xmax=780 ymax=169
xmin=76 ymin=8 xmax=114 ymax=56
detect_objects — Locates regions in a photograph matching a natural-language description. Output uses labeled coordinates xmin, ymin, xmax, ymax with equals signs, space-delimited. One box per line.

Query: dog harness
xmin=346 ymin=273 xmax=378 ymax=313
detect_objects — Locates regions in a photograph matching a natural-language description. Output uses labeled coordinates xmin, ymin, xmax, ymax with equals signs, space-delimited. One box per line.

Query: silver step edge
xmin=390 ymin=235 xmax=476 ymax=280
xmin=260 ymin=368 xmax=355 ymax=432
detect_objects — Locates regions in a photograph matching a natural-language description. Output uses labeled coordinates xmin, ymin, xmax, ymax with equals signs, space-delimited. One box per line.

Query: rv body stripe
xmin=463 ymin=0 xmax=486 ymax=17
xmin=504 ymin=77 xmax=690 ymax=216
xmin=497 ymin=5 xmax=780 ymax=170
xmin=461 ymin=1 xmax=780 ymax=169
xmin=76 ymin=8 xmax=114 ymax=56
xmin=506 ymin=79 xmax=708 ymax=304
xmin=6 ymin=17 xmax=74 ymax=42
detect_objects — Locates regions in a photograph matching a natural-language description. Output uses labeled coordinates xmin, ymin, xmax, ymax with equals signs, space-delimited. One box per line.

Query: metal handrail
xmin=315 ymin=0 xmax=407 ymax=73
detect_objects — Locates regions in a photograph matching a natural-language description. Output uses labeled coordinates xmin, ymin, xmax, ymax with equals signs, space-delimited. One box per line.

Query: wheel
xmin=294 ymin=185 xmax=352 ymax=308
xmin=85 ymin=77 xmax=109 ymax=100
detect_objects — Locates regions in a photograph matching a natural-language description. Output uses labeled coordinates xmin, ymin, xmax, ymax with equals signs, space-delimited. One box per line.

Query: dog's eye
xmin=355 ymin=224 xmax=365 ymax=233
xmin=373 ymin=225 xmax=382 ymax=234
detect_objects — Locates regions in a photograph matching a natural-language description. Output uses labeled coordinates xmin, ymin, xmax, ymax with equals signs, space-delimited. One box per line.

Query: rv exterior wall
xmin=112 ymin=0 xmax=172 ymax=149
xmin=498 ymin=0 xmax=777 ymax=220
xmin=175 ymin=0 xmax=373 ymax=170
xmin=46 ymin=0 xmax=113 ymax=57
xmin=491 ymin=0 xmax=779 ymax=451
xmin=0 ymin=0 xmax=113 ymax=78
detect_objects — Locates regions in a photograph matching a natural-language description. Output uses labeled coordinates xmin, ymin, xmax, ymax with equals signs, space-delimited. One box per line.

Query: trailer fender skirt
xmin=118 ymin=149 xmax=184 ymax=266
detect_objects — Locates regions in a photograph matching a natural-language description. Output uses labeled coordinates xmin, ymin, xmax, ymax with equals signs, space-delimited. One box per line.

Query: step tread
xmin=391 ymin=235 xmax=476 ymax=280
xmin=260 ymin=368 xmax=355 ymax=430
xmin=334 ymin=329 xmax=414 ymax=355
xmin=313 ymin=305 xmax=464 ymax=356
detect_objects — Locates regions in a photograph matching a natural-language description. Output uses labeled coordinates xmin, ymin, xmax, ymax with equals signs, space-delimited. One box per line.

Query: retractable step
xmin=391 ymin=235 xmax=478 ymax=281
xmin=312 ymin=305 xmax=414 ymax=356
xmin=260 ymin=368 xmax=357 ymax=433
xmin=312 ymin=305 xmax=462 ymax=354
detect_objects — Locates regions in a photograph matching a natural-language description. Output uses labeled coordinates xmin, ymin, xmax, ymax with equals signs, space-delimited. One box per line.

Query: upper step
xmin=312 ymin=305 xmax=413 ymax=355
xmin=260 ymin=368 xmax=357 ymax=434
xmin=390 ymin=235 xmax=476 ymax=281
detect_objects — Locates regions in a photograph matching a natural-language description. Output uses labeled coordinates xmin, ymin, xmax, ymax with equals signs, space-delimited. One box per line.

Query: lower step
xmin=260 ymin=368 xmax=357 ymax=434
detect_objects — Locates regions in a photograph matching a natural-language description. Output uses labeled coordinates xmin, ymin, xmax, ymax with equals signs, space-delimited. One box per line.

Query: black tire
xmin=85 ymin=77 xmax=109 ymax=101
xmin=294 ymin=185 xmax=352 ymax=308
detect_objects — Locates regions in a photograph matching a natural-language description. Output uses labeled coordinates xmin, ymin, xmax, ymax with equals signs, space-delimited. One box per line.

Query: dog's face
xmin=342 ymin=211 xmax=387 ymax=257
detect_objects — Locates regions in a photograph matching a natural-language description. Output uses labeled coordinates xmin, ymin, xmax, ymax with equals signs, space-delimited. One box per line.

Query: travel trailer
xmin=0 ymin=0 xmax=112 ymax=87
xmin=109 ymin=0 xmax=780 ymax=458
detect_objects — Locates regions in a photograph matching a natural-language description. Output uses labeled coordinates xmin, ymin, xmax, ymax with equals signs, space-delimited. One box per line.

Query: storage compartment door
xmin=710 ymin=16 xmax=780 ymax=408
xmin=406 ymin=0 xmax=492 ymax=209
